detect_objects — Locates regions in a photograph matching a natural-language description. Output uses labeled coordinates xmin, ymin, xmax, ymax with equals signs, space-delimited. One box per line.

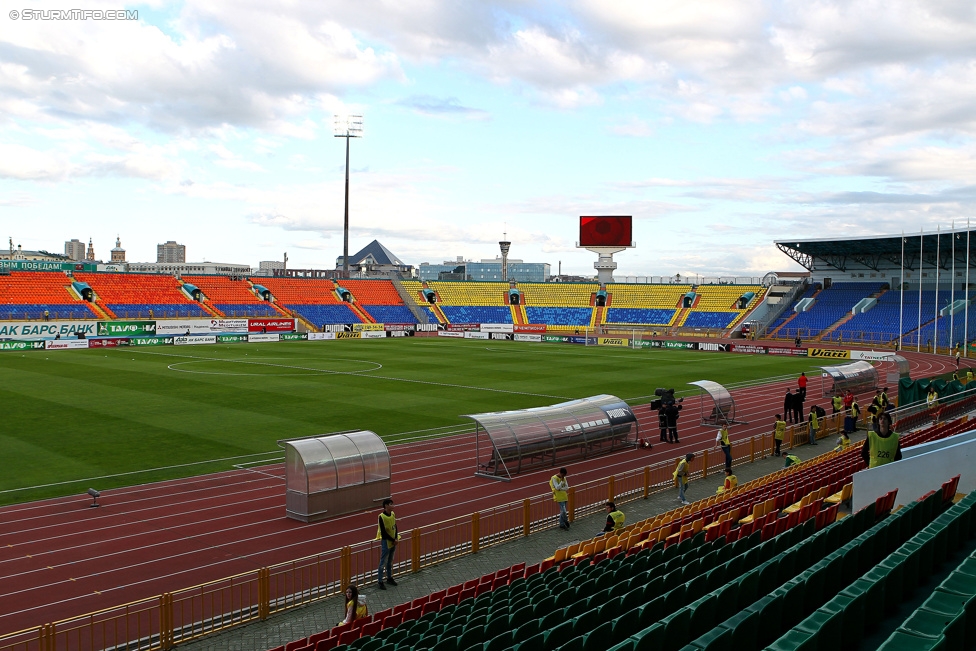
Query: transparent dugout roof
xmin=285 ymin=430 xmax=390 ymax=495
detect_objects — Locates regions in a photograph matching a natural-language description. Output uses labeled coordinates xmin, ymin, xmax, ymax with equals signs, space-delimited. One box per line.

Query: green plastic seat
xmin=483 ymin=613 xmax=509 ymax=640
xmin=513 ymin=619 xmax=541 ymax=644
xmin=610 ymin=607 xmax=641 ymax=645
xmin=765 ymin=628 xmax=816 ymax=651
xmin=572 ymin=607 xmax=601 ymax=637
xmin=661 ymin=607 xmax=690 ymax=651
xmin=877 ymin=630 xmax=946 ymax=651
xmin=544 ymin=619 xmax=576 ymax=651
xmin=900 ymin=608 xmax=966 ymax=649
xmin=630 ymin=622 xmax=664 ymax=651
xmin=581 ymin=620 xmax=613 ymax=651
xmin=687 ymin=594 xmax=716 ymax=634
xmin=508 ymin=604 xmax=534 ymax=630
xmin=483 ymin=630 xmax=513 ymax=651
xmin=513 ymin=630 xmax=546 ymax=651
xmin=456 ymin=625 xmax=484 ymax=651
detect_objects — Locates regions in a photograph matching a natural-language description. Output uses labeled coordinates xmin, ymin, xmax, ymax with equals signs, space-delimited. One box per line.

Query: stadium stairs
xmin=768 ymin=285 xmax=822 ymax=337
xmin=511 ymin=304 xmax=527 ymax=325
xmin=816 ymin=285 xmax=889 ymax=342
xmin=270 ymin=411 xmax=975 ymax=651
xmin=590 ymin=306 xmax=604 ymax=328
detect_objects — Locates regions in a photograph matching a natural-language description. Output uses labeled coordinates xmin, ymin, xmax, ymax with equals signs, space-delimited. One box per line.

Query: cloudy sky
xmin=2 ymin=1 xmax=976 ymax=277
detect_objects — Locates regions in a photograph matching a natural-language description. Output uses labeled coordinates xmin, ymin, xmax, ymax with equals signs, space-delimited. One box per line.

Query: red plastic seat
xmin=285 ymin=639 xmax=308 ymax=651
xmin=308 ymin=631 xmax=331 ymax=645
xmin=361 ymin=621 xmax=383 ymax=638
xmin=402 ymin=606 xmax=422 ymax=622
xmin=314 ymin=639 xmax=337 ymax=651
xmin=337 ymin=629 xmax=360 ymax=646
xmin=381 ymin=612 xmax=403 ymax=629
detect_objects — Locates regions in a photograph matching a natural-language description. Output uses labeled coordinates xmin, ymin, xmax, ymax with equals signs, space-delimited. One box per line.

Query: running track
xmin=0 ymin=349 xmax=956 ymax=634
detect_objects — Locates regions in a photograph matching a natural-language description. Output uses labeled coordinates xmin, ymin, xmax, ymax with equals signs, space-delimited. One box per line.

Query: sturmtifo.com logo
xmin=9 ymin=9 xmax=138 ymax=20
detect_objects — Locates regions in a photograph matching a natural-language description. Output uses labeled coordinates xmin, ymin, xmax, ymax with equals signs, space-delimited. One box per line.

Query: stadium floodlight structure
xmin=334 ymin=115 xmax=364 ymax=275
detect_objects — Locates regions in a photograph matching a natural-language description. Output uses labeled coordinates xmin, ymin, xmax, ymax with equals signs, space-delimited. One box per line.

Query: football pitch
xmin=0 ymin=337 xmax=815 ymax=504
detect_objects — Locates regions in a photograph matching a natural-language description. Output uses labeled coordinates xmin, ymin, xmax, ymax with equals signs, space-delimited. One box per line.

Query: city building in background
xmin=64 ymin=239 xmax=86 ymax=261
xmin=157 ymin=241 xmax=186 ymax=263
xmin=418 ymin=256 xmax=550 ymax=282
xmin=335 ymin=240 xmax=413 ymax=276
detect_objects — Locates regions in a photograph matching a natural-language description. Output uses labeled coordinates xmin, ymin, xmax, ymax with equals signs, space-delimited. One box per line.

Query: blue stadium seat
xmin=525 ymin=307 xmax=592 ymax=326
xmin=362 ymin=305 xmax=418 ymax=324
xmin=683 ymin=312 xmax=736 ymax=328
xmin=108 ymin=303 xmax=209 ymax=318
xmin=605 ymin=308 xmax=675 ymax=325
xmin=0 ymin=304 xmax=95 ymax=320
xmin=286 ymin=304 xmax=359 ymax=326
xmin=440 ymin=306 xmax=512 ymax=324
xmin=215 ymin=303 xmax=279 ymax=317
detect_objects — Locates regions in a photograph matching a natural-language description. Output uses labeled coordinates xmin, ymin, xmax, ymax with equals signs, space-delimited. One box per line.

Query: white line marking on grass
xmin=131 ymin=350 xmax=571 ymax=400
xmin=166 ymin=356 xmax=383 ymax=376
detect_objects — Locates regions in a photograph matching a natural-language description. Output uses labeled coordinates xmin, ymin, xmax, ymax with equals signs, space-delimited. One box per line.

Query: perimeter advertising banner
xmin=45 ymin=340 xmax=89 ymax=350
xmin=174 ymin=335 xmax=218 ymax=345
xmin=490 ymin=332 xmax=514 ymax=340
xmin=481 ymin=323 xmax=515 ymax=334
xmin=696 ymin=342 xmax=730 ymax=352
xmin=248 ymin=318 xmax=295 ymax=333
xmin=731 ymin=343 xmax=768 ymax=354
xmin=210 ymin=319 xmax=249 ymax=332
xmin=437 ymin=331 xmax=464 ymax=338
xmin=217 ymin=334 xmax=248 ymax=343
xmin=0 ymin=340 xmax=45 ymax=351
xmin=155 ymin=320 xmax=217 ymax=336
xmin=337 ymin=331 xmax=362 ymax=339
xmin=851 ymin=350 xmax=895 ymax=361
xmin=464 ymin=331 xmax=490 ymax=340
xmin=308 ymin=332 xmax=337 ymax=341
xmin=543 ymin=335 xmax=568 ymax=343
xmin=280 ymin=333 xmax=308 ymax=341
xmin=446 ymin=323 xmax=479 ymax=332
xmin=514 ymin=334 xmax=542 ymax=342
xmin=0 ymin=321 xmax=98 ymax=340
xmin=89 ymin=338 xmax=129 ymax=348
xmin=809 ymin=348 xmax=851 ymax=360
xmin=661 ymin=340 xmax=696 ymax=349
xmin=416 ymin=324 xmax=439 ymax=332
xmin=353 ymin=323 xmax=385 ymax=332
xmin=515 ymin=324 xmax=547 ymax=333
xmin=384 ymin=324 xmax=415 ymax=332
xmin=361 ymin=330 xmax=386 ymax=339
xmin=767 ymin=346 xmax=808 ymax=357
xmin=98 ymin=321 xmax=155 ymax=336
xmin=129 ymin=337 xmax=172 ymax=347
xmin=598 ymin=337 xmax=629 ymax=347
xmin=248 ymin=333 xmax=281 ymax=343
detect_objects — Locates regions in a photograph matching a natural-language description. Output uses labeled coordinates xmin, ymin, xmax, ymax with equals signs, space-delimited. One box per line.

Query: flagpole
xmin=951 ymin=221 xmax=956 ymax=353
xmin=899 ymin=232 xmax=904 ymax=351
xmin=935 ymin=225 xmax=941 ymax=354
xmin=918 ymin=228 xmax=923 ymax=352
xmin=967 ymin=217 xmax=972 ymax=358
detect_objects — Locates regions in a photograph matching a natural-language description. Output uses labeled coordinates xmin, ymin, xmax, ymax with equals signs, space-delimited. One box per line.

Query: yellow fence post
xmin=750 ymin=437 xmax=755 ymax=463
xmin=39 ymin=624 xmax=53 ymax=651
xmin=789 ymin=425 xmax=795 ymax=450
xmin=159 ymin=593 xmax=174 ymax=649
xmin=523 ymin=499 xmax=531 ymax=536
xmin=340 ymin=546 xmax=351 ymax=589
xmin=411 ymin=529 xmax=421 ymax=573
xmin=643 ymin=467 xmax=650 ymax=499
xmin=258 ymin=569 xmax=270 ymax=620
xmin=568 ymin=487 xmax=575 ymax=523
xmin=471 ymin=513 xmax=480 ymax=553
xmin=608 ymin=476 xmax=615 ymax=502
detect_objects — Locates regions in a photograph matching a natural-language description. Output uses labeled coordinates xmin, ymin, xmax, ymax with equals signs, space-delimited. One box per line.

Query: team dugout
xmin=817 ymin=360 xmax=879 ymax=398
xmin=467 ymin=394 xmax=638 ymax=481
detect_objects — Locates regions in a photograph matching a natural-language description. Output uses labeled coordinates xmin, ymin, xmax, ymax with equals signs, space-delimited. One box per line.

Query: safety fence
xmin=0 ymin=412 xmax=854 ymax=651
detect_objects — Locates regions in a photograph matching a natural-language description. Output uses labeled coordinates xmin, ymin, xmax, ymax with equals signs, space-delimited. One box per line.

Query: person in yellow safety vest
xmin=715 ymin=425 xmax=732 ymax=472
xmin=834 ymin=432 xmax=851 ymax=452
xmin=808 ymin=406 xmax=820 ymax=446
xmin=967 ymin=369 xmax=974 ymax=384
xmin=832 ymin=393 xmax=844 ymax=414
xmin=717 ymin=468 xmax=738 ymax=494
xmin=926 ymin=386 xmax=939 ymax=408
xmin=673 ymin=453 xmax=695 ymax=505
xmin=862 ymin=412 xmax=902 ymax=468
xmin=850 ymin=399 xmax=861 ymax=430
xmin=784 ymin=454 xmax=802 ymax=468
xmin=880 ymin=387 xmax=890 ymax=411
xmin=773 ymin=414 xmax=786 ymax=457
xmin=550 ymin=467 xmax=570 ymax=530
xmin=339 ymin=584 xmax=368 ymax=625
xmin=375 ymin=499 xmax=400 ymax=589
xmin=602 ymin=501 xmax=625 ymax=533
xmin=865 ymin=404 xmax=877 ymax=431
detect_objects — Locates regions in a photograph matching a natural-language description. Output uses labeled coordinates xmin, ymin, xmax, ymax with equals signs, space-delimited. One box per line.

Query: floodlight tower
xmin=499 ymin=234 xmax=511 ymax=282
xmin=334 ymin=115 xmax=364 ymax=274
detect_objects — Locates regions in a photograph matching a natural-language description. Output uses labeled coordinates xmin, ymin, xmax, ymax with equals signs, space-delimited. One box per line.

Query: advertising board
xmin=808 ymin=348 xmax=851 ymax=360
xmin=155 ymin=320 xmax=216 ymax=336
xmin=247 ymin=333 xmax=281 ymax=343
xmin=514 ymin=324 xmax=546 ymax=333
xmin=89 ymin=338 xmax=129 ymax=348
xmin=695 ymin=342 xmax=730 ymax=352
xmin=0 ymin=340 xmax=45 ymax=351
xmin=361 ymin=330 xmax=387 ymax=339
xmin=0 ymin=321 xmax=98 ymax=340
xmin=731 ymin=344 xmax=768 ymax=354
xmin=217 ymin=334 xmax=248 ymax=343
xmin=337 ymin=331 xmax=362 ymax=339
xmin=851 ymin=350 xmax=895 ymax=361
xmin=129 ymin=337 xmax=171 ymax=347
xmin=280 ymin=333 xmax=308 ymax=341
xmin=320 ymin=324 xmax=352 ymax=333
xmin=767 ymin=346 xmax=808 ymax=357
xmin=514 ymin=334 xmax=542 ymax=342
xmin=98 ymin=321 xmax=155 ymax=336
xmin=481 ymin=323 xmax=515 ymax=333
xmin=490 ymin=332 xmax=514 ymax=340
xmin=437 ymin=331 xmax=464 ymax=338
xmin=383 ymin=324 xmax=415 ymax=332
xmin=45 ymin=339 xmax=90 ymax=350
xmin=248 ymin=318 xmax=295 ymax=333
xmin=464 ymin=331 xmax=490 ymax=340
xmin=209 ymin=319 xmax=249 ymax=332
xmin=543 ymin=335 xmax=567 ymax=343
xmin=446 ymin=323 xmax=479 ymax=332
xmin=174 ymin=335 xmax=218 ymax=345
xmin=353 ymin=323 xmax=385 ymax=332
xmin=598 ymin=337 xmax=628 ymax=347
xmin=389 ymin=331 xmax=408 ymax=337
xmin=661 ymin=340 xmax=696 ymax=349
xmin=308 ymin=332 xmax=337 ymax=341
xmin=416 ymin=324 xmax=439 ymax=332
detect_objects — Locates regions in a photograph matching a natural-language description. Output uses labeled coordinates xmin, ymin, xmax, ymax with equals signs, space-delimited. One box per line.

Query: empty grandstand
xmin=603 ymin=283 xmax=689 ymax=326
xmin=519 ymin=283 xmax=598 ymax=327
xmin=182 ymin=275 xmax=281 ymax=317
xmin=258 ymin=277 xmax=363 ymax=326
xmin=0 ymin=271 xmax=97 ymax=320
xmin=75 ymin=272 xmax=209 ymax=319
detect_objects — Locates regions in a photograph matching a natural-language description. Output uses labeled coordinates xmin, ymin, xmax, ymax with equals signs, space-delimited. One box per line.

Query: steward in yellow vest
xmin=862 ymin=413 xmax=901 ymax=468
xmin=773 ymin=415 xmax=786 ymax=457
xmin=717 ymin=468 xmax=738 ymax=494
xmin=602 ymin=501 xmax=625 ymax=532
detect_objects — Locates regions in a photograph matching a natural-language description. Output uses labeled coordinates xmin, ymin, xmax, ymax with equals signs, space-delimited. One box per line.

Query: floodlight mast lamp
xmin=334 ymin=115 xmax=364 ymax=274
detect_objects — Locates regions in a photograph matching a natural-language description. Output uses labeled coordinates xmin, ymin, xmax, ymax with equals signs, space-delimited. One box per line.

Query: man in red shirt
xmin=843 ymin=390 xmax=854 ymax=411
xmin=798 ymin=372 xmax=808 ymax=401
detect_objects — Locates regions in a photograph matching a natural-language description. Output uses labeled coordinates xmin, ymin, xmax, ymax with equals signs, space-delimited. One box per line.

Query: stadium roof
xmin=775 ymin=230 xmax=976 ymax=273
xmin=336 ymin=240 xmax=407 ymax=267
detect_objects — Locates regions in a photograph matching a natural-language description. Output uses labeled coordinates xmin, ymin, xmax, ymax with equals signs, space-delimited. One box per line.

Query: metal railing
xmin=0 ymin=413 xmax=850 ymax=651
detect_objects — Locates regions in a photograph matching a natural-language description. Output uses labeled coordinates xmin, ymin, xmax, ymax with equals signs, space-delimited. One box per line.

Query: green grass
xmin=0 ymin=337 xmax=815 ymax=504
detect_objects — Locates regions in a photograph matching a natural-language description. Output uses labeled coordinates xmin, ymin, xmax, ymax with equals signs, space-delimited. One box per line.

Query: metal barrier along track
xmin=0 ymin=413 xmax=856 ymax=651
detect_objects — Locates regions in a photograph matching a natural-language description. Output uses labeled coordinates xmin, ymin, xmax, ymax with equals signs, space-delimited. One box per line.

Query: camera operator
xmin=666 ymin=396 xmax=683 ymax=444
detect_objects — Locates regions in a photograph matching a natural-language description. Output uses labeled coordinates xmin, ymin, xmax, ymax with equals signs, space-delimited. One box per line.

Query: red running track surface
xmin=0 ymin=350 xmax=955 ymax=634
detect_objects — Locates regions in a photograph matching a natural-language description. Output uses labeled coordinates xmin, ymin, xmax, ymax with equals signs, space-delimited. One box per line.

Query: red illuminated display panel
xmin=579 ymin=216 xmax=632 ymax=247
